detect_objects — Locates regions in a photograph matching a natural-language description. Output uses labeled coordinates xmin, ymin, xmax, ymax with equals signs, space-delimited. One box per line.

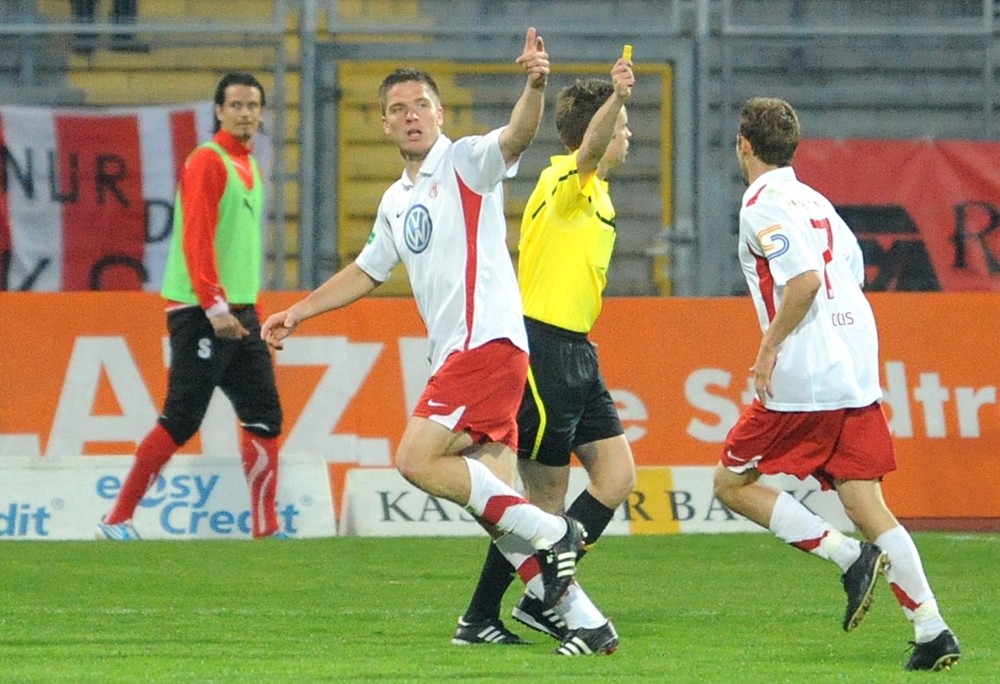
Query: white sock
xmin=769 ymin=491 xmax=860 ymax=570
xmin=494 ymin=533 xmax=546 ymax=601
xmin=875 ymin=525 xmax=949 ymax=641
xmin=818 ymin=529 xmax=863 ymax=572
xmin=464 ymin=457 xmax=566 ymax=547
xmin=494 ymin=538 xmax=599 ymax=624
xmin=554 ymin=581 xmax=605 ymax=629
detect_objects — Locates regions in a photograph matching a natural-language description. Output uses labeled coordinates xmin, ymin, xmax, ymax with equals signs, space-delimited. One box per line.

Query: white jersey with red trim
xmin=738 ymin=166 xmax=882 ymax=411
xmin=356 ymin=128 xmax=528 ymax=372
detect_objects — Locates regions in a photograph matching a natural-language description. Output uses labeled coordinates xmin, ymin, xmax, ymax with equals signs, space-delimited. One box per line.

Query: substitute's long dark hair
xmin=213 ymin=72 xmax=266 ymax=132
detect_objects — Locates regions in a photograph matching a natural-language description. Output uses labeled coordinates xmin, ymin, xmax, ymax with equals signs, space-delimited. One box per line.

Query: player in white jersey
xmin=359 ymin=126 xmax=527 ymax=374
xmin=737 ymin=170 xmax=882 ymax=412
xmin=713 ymin=97 xmax=960 ymax=671
xmin=262 ymin=28 xmax=612 ymax=650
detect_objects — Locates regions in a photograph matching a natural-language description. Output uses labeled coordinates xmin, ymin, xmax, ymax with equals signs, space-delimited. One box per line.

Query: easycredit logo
xmin=95 ymin=473 xmax=301 ymax=537
xmin=0 ymin=502 xmax=53 ymax=537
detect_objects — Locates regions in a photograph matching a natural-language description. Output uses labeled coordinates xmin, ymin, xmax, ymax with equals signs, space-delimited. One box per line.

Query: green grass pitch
xmin=2 ymin=532 xmax=995 ymax=682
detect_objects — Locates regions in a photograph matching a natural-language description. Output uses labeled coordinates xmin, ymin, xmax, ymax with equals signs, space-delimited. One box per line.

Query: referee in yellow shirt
xmin=454 ymin=51 xmax=636 ymax=649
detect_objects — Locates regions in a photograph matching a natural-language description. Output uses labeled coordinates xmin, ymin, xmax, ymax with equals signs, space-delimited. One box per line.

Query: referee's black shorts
xmin=517 ymin=317 xmax=624 ymax=467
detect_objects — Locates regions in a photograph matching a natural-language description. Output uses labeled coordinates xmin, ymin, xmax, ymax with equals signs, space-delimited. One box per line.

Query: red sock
xmin=240 ymin=431 xmax=279 ymax=537
xmin=106 ymin=424 xmax=177 ymax=524
xmin=516 ymin=554 xmax=542 ymax=585
xmin=515 ymin=552 xmax=547 ymax=603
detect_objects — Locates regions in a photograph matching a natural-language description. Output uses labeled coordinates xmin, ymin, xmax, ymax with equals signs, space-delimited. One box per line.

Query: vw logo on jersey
xmin=403 ymin=204 xmax=433 ymax=254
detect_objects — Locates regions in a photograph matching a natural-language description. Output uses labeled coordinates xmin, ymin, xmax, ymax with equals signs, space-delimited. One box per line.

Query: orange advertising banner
xmin=1 ymin=292 xmax=997 ymax=520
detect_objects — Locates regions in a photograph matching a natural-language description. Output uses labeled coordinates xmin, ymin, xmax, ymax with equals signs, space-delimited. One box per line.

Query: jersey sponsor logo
xmin=756 ymin=224 xmax=789 ymax=259
xmin=403 ymin=204 xmax=433 ymax=254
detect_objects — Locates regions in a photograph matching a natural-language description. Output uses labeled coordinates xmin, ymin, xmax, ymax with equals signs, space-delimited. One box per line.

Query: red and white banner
xmin=0 ymin=103 xmax=213 ymax=292
xmin=796 ymin=139 xmax=1000 ymax=292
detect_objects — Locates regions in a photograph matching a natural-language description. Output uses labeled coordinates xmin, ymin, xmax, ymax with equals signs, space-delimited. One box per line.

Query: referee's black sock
xmin=461 ymin=542 xmax=516 ymax=623
xmin=566 ymin=488 xmax=616 ymax=559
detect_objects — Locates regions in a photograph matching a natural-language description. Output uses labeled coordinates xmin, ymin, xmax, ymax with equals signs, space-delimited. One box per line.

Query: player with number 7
xmin=715 ymin=96 xmax=961 ymax=672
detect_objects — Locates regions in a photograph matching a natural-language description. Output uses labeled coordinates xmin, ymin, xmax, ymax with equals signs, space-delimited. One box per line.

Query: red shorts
xmin=721 ymin=400 xmax=897 ymax=490
xmin=412 ymin=339 xmax=528 ymax=451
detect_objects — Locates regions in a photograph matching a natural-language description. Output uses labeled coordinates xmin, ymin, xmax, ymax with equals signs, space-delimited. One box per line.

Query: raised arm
xmin=261 ymin=262 xmax=380 ymax=349
xmin=498 ymin=26 xmax=550 ymax=166
xmin=576 ymin=55 xmax=634 ymax=183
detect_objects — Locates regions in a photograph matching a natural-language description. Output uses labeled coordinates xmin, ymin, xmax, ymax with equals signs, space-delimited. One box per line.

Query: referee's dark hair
xmin=555 ymin=78 xmax=614 ymax=152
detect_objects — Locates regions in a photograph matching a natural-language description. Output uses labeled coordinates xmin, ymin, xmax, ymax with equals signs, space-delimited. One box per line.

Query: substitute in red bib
xmin=97 ymin=72 xmax=285 ymax=541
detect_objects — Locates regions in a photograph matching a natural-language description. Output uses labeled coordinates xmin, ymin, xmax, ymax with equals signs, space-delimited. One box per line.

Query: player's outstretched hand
xmin=516 ymin=26 xmax=549 ymax=89
xmin=261 ymin=309 xmax=300 ymax=350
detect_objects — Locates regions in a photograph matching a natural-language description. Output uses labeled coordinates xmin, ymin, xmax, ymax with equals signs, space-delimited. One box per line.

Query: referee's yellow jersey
xmin=518 ymin=153 xmax=616 ymax=334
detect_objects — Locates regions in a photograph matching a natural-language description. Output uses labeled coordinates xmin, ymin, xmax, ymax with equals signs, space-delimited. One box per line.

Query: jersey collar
xmin=400 ymin=134 xmax=451 ymax=189
xmin=213 ymin=130 xmax=252 ymax=158
xmin=743 ymin=166 xmax=795 ymax=205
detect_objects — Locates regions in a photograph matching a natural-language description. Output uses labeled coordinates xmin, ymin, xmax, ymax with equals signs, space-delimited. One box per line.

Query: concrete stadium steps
xmin=37 ymin=0 xmax=287 ymax=25
xmin=336 ymin=0 xmax=422 ymax=23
